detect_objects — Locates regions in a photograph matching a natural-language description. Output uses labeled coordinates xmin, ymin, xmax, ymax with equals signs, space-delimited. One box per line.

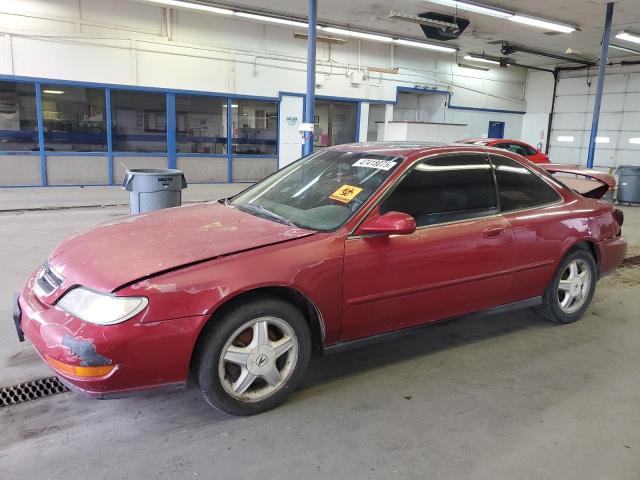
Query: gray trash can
xmin=122 ymin=168 xmax=187 ymax=214
xmin=616 ymin=165 xmax=640 ymax=204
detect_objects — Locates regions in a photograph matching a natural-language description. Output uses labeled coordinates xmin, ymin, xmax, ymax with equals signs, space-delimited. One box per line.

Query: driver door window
xmin=380 ymin=153 xmax=498 ymax=227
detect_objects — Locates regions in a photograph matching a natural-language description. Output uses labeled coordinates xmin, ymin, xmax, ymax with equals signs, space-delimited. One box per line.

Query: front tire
xmin=535 ymin=248 xmax=597 ymax=324
xmin=193 ymin=295 xmax=311 ymax=416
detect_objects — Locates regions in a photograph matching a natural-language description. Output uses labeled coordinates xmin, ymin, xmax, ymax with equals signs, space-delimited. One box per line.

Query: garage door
xmin=548 ymin=72 xmax=640 ymax=170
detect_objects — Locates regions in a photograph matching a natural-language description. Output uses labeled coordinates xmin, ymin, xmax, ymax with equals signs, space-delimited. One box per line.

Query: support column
xmin=586 ymin=2 xmax=614 ymax=168
xmin=303 ymin=0 xmax=318 ymax=156
xmin=166 ymin=93 xmax=176 ymax=169
xmin=35 ymin=82 xmax=47 ymax=186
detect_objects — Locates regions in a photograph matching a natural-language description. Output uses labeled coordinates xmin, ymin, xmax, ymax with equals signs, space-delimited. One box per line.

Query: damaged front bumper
xmin=15 ymin=273 xmax=206 ymax=398
xmin=12 ymin=293 xmax=25 ymax=342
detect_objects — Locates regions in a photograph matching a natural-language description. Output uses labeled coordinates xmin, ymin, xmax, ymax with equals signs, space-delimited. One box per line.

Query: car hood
xmin=49 ymin=202 xmax=315 ymax=292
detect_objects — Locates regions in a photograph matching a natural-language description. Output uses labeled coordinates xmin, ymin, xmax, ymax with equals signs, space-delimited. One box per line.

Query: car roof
xmin=329 ymin=141 xmax=515 ymax=158
xmin=459 ymin=138 xmax=531 ymax=145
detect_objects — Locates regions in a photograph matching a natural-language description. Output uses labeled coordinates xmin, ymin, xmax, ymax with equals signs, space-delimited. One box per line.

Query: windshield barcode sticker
xmin=352 ymin=158 xmax=397 ymax=171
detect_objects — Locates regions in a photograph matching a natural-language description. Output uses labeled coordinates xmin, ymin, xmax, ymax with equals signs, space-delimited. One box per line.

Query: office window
xmin=0 ymin=81 xmax=39 ymax=151
xmin=176 ymin=95 xmax=227 ymax=154
xmin=381 ymin=154 xmax=498 ymax=227
xmin=111 ymin=91 xmax=166 ymax=152
xmin=490 ymin=155 xmax=561 ymax=212
xmin=232 ymin=100 xmax=277 ymax=155
xmin=41 ymin=85 xmax=107 ymax=152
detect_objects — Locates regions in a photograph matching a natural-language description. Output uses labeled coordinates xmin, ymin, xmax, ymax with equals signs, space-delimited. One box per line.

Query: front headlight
xmin=56 ymin=287 xmax=148 ymax=325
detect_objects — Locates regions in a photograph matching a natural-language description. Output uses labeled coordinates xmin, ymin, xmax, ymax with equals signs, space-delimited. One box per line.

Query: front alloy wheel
xmin=193 ymin=295 xmax=311 ymax=416
xmin=218 ymin=317 xmax=298 ymax=402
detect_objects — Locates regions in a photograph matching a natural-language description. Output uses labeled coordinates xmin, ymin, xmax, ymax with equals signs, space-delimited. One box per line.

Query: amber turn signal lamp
xmin=45 ymin=355 xmax=115 ymax=378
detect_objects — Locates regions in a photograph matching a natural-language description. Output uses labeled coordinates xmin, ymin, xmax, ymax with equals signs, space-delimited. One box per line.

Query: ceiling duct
xmin=418 ymin=12 xmax=470 ymax=41
xmin=501 ymin=42 xmax=596 ymax=66
xmin=389 ymin=10 xmax=459 ymax=31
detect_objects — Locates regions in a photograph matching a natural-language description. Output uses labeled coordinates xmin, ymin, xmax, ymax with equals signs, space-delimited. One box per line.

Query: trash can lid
xmin=125 ymin=168 xmax=184 ymax=175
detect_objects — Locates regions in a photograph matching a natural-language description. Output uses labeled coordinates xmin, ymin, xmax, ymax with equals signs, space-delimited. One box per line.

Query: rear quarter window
xmin=490 ymin=154 xmax=561 ymax=212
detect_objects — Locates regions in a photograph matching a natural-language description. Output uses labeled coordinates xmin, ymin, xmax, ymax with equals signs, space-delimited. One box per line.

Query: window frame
xmin=488 ymin=152 xmax=564 ymax=214
xmin=352 ymin=151 xmax=502 ymax=235
xmin=0 ymin=80 xmax=40 ymax=152
xmin=40 ymin=83 xmax=108 ymax=152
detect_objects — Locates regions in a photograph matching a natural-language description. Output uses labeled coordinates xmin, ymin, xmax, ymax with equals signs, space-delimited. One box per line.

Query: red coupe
xmin=14 ymin=143 xmax=626 ymax=415
xmin=458 ymin=138 xmax=551 ymax=163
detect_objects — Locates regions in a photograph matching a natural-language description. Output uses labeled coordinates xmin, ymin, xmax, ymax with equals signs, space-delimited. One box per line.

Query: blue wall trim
xmin=46 ymin=151 xmax=108 ymax=156
xmin=105 ymin=88 xmax=114 ymax=185
xmin=112 ymin=152 xmax=168 ymax=157
xmin=0 ymin=74 xmax=278 ymax=101
xmin=177 ymin=153 xmax=228 ymax=158
xmin=34 ymin=82 xmax=47 ymax=186
xmin=166 ymin=93 xmax=177 ymax=169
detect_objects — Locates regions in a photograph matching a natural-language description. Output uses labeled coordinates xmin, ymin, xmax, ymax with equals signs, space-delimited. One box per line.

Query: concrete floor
xmin=1 ymin=190 xmax=639 ymax=479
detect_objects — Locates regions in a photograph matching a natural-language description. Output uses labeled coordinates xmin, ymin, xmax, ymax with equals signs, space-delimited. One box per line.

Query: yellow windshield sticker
xmin=330 ymin=184 xmax=363 ymax=203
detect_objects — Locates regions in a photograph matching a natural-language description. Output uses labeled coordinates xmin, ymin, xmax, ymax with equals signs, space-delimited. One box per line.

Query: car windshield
xmin=229 ymin=149 xmax=403 ymax=231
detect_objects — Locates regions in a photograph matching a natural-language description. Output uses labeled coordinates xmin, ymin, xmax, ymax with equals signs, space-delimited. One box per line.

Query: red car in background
xmin=14 ymin=143 xmax=626 ymax=415
xmin=459 ymin=138 xmax=551 ymax=163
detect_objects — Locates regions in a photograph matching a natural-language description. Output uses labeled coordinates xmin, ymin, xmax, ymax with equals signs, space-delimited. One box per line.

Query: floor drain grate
xmin=621 ymin=255 xmax=640 ymax=268
xmin=0 ymin=377 xmax=69 ymax=408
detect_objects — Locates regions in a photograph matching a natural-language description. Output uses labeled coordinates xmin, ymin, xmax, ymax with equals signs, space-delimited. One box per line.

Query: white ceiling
xmin=200 ymin=0 xmax=640 ymax=66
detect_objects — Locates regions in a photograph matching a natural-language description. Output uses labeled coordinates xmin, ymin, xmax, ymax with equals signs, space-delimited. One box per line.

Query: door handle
xmin=483 ymin=226 xmax=505 ymax=239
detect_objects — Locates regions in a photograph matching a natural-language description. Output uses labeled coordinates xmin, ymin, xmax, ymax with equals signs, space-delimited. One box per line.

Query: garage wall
xmin=0 ymin=0 xmax=529 ymax=185
xmin=0 ymin=1 xmax=527 ymax=113
xmin=548 ymin=66 xmax=640 ymax=170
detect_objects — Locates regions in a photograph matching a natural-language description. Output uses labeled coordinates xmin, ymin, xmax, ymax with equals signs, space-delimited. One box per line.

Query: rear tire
xmin=535 ymin=248 xmax=597 ymax=324
xmin=192 ymin=294 xmax=311 ymax=416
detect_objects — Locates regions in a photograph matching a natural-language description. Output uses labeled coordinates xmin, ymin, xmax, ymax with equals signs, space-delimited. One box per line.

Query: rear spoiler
xmin=540 ymin=164 xmax=616 ymax=199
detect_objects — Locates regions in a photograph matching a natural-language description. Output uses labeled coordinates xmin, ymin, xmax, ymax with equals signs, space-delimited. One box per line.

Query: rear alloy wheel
xmin=193 ymin=295 xmax=311 ymax=415
xmin=535 ymin=248 xmax=597 ymax=324
xmin=556 ymin=259 xmax=592 ymax=314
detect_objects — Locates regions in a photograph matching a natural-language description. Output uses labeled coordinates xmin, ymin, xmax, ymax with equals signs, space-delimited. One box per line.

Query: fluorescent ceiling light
xmin=610 ymin=43 xmax=640 ymax=55
xmin=42 ymin=89 xmax=65 ymax=94
xmin=457 ymin=62 xmax=489 ymax=71
xmin=294 ymin=33 xmax=346 ymax=44
xmin=595 ymin=136 xmax=610 ymax=143
xmin=464 ymin=54 xmax=500 ymax=65
xmin=557 ymin=135 xmax=575 ymax=142
xmin=508 ymin=15 xmax=575 ymax=33
xmin=321 ymin=27 xmax=393 ymax=43
xmin=394 ymin=38 xmax=456 ymax=53
xmin=144 ymin=0 xmax=233 ymax=15
xmin=424 ymin=0 xmax=512 ymax=19
xmin=367 ymin=66 xmax=400 ymax=74
xmin=616 ymin=31 xmax=640 ymax=45
xmin=235 ymin=12 xmax=307 ymax=28
xmin=629 ymin=137 xmax=640 ymax=144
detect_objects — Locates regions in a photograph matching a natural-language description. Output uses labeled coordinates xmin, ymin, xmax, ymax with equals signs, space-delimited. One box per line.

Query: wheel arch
xmin=565 ymin=239 xmax=600 ymax=272
xmin=189 ymin=286 xmax=326 ymax=371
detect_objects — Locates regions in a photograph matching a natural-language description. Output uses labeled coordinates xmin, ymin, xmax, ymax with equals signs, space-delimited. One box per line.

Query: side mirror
xmin=356 ymin=211 xmax=416 ymax=236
